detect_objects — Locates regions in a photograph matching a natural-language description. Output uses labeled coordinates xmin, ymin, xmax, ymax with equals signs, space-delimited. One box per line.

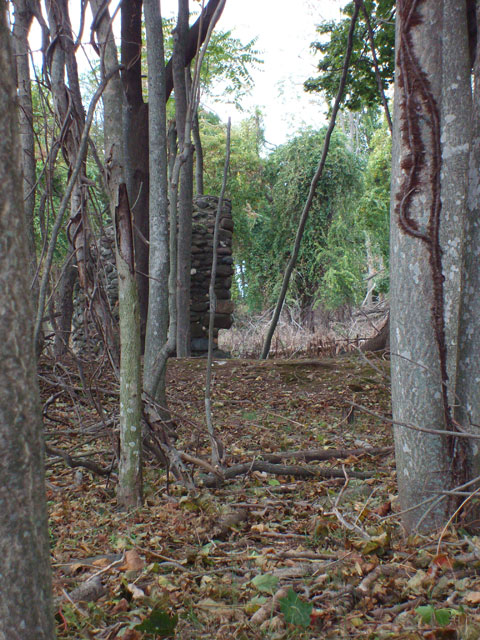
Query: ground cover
xmin=41 ymin=353 xmax=480 ymax=639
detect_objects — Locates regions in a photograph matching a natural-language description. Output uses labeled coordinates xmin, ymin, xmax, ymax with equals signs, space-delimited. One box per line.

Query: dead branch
xmin=200 ymin=460 xmax=371 ymax=487
xmin=260 ymin=446 xmax=393 ymax=464
xmin=45 ymin=444 xmax=113 ymax=476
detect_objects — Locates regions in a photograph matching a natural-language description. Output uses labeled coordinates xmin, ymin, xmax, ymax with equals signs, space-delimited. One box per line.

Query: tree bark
xmin=164 ymin=0 xmax=225 ymax=101
xmin=54 ymin=250 xmax=77 ymax=356
xmin=390 ymin=0 xmax=472 ymax=532
xmin=143 ymin=0 xmax=170 ymax=407
xmin=173 ymin=0 xmax=193 ymax=357
xmin=91 ymin=0 xmax=143 ymax=508
xmin=46 ymin=0 xmax=117 ymax=359
xmin=0 ymin=6 xmax=55 ymax=637
xmin=456 ymin=2 xmax=480 ymax=515
xmin=12 ymin=0 xmax=37 ymax=289
xmin=121 ymin=0 xmax=150 ymax=350
xmin=116 ymin=185 xmax=143 ymax=509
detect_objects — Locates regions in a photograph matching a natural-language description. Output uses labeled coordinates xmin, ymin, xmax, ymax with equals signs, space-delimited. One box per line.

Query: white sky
xmin=28 ymin=0 xmax=346 ymax=146
xmin=162 ymin=0 xmax=346 ymax=145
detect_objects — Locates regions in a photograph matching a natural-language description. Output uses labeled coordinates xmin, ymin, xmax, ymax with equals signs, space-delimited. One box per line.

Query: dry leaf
xmin=121 ymin=631 xmax=141 ymax=640
xmin=127 ymin=583 xmax=145 ymax=600
xmin=464 ymin=591 xmax=480 ymax=604
xmin=110 ymin=598 xmax=129 ymax=614
xmin=120 ymin=549 xmax=145 ymax=572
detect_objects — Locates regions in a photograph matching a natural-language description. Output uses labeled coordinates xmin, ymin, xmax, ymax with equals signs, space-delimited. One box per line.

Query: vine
xmin=396 ymin=0 xmax=465 ymax=476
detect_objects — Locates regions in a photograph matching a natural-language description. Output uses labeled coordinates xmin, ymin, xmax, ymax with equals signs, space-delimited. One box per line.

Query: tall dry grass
xmin=218 ymin=302 xmax=389 ymax=359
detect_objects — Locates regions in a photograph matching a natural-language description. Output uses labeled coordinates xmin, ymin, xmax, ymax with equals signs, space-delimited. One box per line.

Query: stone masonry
xmin=72 ymin=195 xmax=234 ymax=355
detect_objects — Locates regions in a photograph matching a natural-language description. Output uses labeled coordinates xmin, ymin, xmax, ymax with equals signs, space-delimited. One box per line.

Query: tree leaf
xmin=135 ymin=608 xmax=178 ymax=637
xmin=279 ymin=588 xmax=313 ymax=628
xmin=434 ymin=608 xmax=453 ymax=627
xmin=251 ymin=573 xmax=279 ymax=594
xmin=416 ymin=605 xmax=434 ymax=625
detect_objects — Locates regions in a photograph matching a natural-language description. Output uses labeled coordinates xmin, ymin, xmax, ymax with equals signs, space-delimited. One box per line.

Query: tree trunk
xmin=143 ymin=0 xmax=170 ymax=407
xmin=173 ymin=0 xmax=193 ymax=357
xmin=54 ymin=251 xmax=77 ymax=356
xmin=116 ymin=185 xmax=143 ymax=509
xmin=186 ymin=67 xmax=204 ymax=196
xmin=91 ymin=0 xmax=143 ymax=508
xmin=46 ymin=0 xmax=117 ymax=360
xmin=390 ymin=0 xmax=472 ymax=532
xmin=121 ymin=0 xmax=150 ymax=350
xmin=456 ymin=2 xmax=480 ymax=521
xmin=0 ymin=6 xmax=55 ymax=636
xmin=12 ymin=0 xmax=37 ymax=290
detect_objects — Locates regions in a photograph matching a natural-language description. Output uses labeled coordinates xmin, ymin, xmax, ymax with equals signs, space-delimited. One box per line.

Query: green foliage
xmin=135 ymin=607 xmax=178 ymax=637
xmin=415 ymin=604 xmax=463 ymax=628
xmin=246 ymin=127 xmax=364 ymax=310
xmin=279 ymin=588 xmax=313 ymax=628
xmin=251 ymin=573 xmax=279 ymax=594
xmin=356 ymin=121 xmax=391 ymax=291
xmin=201 ymin=109 xmax=269 ymax=307
xmin=159 ymin=17 xmax=262 ymax=109
xmin=304 ymin=0 xmax=395 ymax=111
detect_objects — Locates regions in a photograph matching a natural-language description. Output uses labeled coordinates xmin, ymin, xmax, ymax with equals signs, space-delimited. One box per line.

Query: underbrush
xmin=219 ymin=301 xmax=389 ymax=358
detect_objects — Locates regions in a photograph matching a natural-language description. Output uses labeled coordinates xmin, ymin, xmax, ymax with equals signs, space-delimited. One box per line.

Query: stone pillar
xmin=71 ymin=196 xmax=235 ymax=356
xmin=190 ymin=195 xmax=234 ymax=354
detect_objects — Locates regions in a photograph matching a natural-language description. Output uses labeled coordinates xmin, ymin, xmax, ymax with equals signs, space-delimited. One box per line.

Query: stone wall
xmin=71 ymin=226 xmax=118 ymax=355
xmin=190 ymin=196 xmax=234 ymax=354
xmin=71 ymin=196 xmax=234 ymax=355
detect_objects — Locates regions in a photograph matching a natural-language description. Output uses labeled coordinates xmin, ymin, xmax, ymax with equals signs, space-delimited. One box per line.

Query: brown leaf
xmin=119 ymin=549 xmax=145 ymax=572
xmin=110 ymin=598 xmax=129 ymax=614
xmin=424 ymin=629 xmax=458 ymax=639
xmin=121 ymin=631 xmax=142 ymax=640
xmin=432 ymin=554 xmax=454 ymax=569
xmin=464 ymin=591 xmax=480 ymax=604
xmin=374 ymin=501 xmax=392 ymax=517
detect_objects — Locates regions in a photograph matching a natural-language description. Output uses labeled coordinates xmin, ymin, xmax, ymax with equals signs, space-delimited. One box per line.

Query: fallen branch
xmin=45 ymin=444 xmax=113 ymax=476
xmin=260 ymin=446 xmax=393 ymax=464
xmin=200 ymin=460 xmax=371 ymax=487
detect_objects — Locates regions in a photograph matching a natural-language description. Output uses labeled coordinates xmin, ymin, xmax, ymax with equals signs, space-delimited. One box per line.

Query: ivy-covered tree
xmin=247 ymin=128 xmax=364 ymax=311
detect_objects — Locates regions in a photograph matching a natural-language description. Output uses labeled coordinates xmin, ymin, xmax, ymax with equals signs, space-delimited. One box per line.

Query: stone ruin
xmin=71 ymin=195 xmax=234 ymax=356
xmin=190 ymin=195 xmax=234 ymax=354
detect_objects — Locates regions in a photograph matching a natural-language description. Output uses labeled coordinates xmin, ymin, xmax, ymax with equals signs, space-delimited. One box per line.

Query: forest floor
xmin=40 ymin=352 xmax=480 ymax=640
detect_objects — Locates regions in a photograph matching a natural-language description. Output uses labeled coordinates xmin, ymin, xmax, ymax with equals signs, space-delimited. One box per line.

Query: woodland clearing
xmin=41 ymin=352 xmax=480 ymax=639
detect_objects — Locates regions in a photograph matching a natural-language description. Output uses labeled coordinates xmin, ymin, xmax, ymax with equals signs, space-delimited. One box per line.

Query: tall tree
xmin=91 ymin=0 xmax=143 ymax=509
xmin=143 ymin=0 xmax=170 ymax=406
xmin=173 ymin=0 xmax=194 ymax=357
xmin=0 ymin=3 xmax=55 ymax=636
xmin=121 ymin=0 xmax=150 ymax=349
xmin=12 ymin=0 xmax=37 ymax=281
xmin=390 ymin=0 xmax=475 ymax=531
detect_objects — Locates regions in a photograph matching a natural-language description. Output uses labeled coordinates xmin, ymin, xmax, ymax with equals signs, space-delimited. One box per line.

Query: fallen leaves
xmin=42 ymin=354 xmax=480 ymax=639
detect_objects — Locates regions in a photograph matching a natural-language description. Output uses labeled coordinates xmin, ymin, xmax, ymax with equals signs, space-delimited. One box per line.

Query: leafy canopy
xmin=304 ymin=0 xmax=395 ymax=111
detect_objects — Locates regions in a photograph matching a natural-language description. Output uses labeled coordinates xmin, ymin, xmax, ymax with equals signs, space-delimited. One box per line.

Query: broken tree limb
xmin=259 ymin=446 xmax=393 ymax=464
xmin=45 ymin=444 xmax=113 ymax=476
xmin=200 ymin=460 xmax=371 ymax=487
